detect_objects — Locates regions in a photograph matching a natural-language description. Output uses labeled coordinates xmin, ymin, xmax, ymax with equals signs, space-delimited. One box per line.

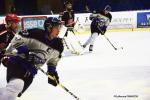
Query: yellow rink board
xmin=75 ymin=28 xmax=150 ymax=34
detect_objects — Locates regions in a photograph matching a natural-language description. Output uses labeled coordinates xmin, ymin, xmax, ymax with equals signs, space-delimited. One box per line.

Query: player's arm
xmin=104 ymin=14 xmax=112 ymax=27
xmin=0 ymin=34 xmax=7 ymax=60
xmin=2 ymin=31 xmax=29 ymax=66
xmin=104 ymin=18 xmax=110 ymax=27
xmin=46 ymin=50 xmax=61 ymax=86
xmin=89 ymin=13 xmax=99 ymax=20
xmin=100 ymin=12 xmax=112 ymax=26
xmin=46 ymin=38 xmax=64 ymax=86
xmin=108 ymin=13 xmax=112 ymax=24
xmin=61 ymin=11 xmax=66 ymax=24
xmin=5 ymin=32 xmax=29 ymax=55
xmin=0 ymin=32 xmax=8 ymax=50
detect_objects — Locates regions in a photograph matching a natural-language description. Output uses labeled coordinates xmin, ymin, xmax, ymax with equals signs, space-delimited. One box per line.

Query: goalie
xmin=59 ymin=1 xmax=84 ymax=55
xmin=82 ymin=5 xmax=112 ymax=52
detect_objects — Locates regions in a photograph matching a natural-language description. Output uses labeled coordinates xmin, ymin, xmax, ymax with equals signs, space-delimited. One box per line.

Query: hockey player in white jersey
xmin=0 ymin=17 xmax=64 ymax=100
xmin=83 ymin=5 xmax=112 ymax=52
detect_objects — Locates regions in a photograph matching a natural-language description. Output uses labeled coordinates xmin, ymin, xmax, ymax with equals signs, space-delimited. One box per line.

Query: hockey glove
xmin=100 ymin=30 xmax=105 ymax=35
xmin=27 ymin=52 xmax=46 ymax=65
xmin=47 ymin=66 xmax=59 ymax=86
xmin=98 ymin=26 xmax=106 ymax=35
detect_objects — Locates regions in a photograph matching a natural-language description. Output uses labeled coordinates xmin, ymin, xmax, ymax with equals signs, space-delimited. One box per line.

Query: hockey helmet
xmin=64 ymin=1 xmax=72 ymax=9
xmin=44 ymin=17 xmax=62 ymax=31
xmin=64 ymin=1 xmax=72 ymax=6
xmin=5 ymin=13 xmax=20 ymax=23
xmin=104 ymin=5 xmax=111 ymax=12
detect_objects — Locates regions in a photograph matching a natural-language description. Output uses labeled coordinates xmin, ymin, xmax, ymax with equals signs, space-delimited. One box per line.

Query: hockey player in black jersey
xmin=0 ymin=14 xmax=20 ymax=63
xmin=83 ymin=5 xmax=112 ymax=52
xmin=0 ymin=17 xmax=64 ymax=100
xmin=60 ymin=1 xmax=75 ymax=36
xmin=59 ymin=1 xmax=84 ymax=55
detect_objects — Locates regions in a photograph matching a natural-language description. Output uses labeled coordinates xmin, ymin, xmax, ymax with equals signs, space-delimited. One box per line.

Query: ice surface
xmin=0 ymin=30 xmax=150 ymax=100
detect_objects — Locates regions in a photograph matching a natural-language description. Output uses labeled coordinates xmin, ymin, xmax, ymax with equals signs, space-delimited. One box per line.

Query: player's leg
xmin=5 ymin=57 xmax=34 ymax=98
xmin=0 ymin=78 xmax=24 ymax=100
xmin=83 ymin=32 xmax=99 ymax=51
xmin=18 ymin=75 xmax=33 ymax=97
xmin=83 ymin=34 xmax=92 ymax=48
xmin=88 ymin=33 xmax=99 ymax=51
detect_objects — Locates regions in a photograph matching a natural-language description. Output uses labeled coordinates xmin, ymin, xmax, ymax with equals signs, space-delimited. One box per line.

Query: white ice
xmin=0 ymin=30 xmax=150 ymax=100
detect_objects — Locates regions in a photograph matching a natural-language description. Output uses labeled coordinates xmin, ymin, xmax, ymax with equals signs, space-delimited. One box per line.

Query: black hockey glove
xmin=47 ymin=66 xmax=59 ymax=86
xmin=98 ymin=26 xmax=106 ymax=35
xmin=100 ymin=30 xmax=106 ymax=35
xmin=27 ymin=52 xmax=45 ymax=65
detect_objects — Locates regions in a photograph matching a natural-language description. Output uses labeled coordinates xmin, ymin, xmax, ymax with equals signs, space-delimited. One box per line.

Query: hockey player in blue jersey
xmin=83 ymin=5 xmax=112 ymax=52
xmin=0 ymin=17 xmax=64 ymax=100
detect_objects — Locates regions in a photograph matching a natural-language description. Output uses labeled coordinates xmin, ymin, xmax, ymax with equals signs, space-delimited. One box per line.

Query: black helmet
xmin=44 ymin=17 xmax=61 ymax=31
xmin=104 ymin=5 xmax=111 ymax=12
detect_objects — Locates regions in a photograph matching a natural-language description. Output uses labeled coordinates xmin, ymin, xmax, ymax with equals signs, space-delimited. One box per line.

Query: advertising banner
xmin=137 ymin=12 xmax=150 ymax=28
xmin=21 ymin=16 xmax=47 ymax=30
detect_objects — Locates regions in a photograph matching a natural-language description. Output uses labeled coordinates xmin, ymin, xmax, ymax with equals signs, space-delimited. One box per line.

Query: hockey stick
xmin=104 ymin=35 xmax=123 ymax=50
xmin=97 ymin=26 xmax=123 ymax=50
xmin=38 ymin=67 xmax=80 ymax=100
xmin=3 ymin=53 xmax=80 ymax=99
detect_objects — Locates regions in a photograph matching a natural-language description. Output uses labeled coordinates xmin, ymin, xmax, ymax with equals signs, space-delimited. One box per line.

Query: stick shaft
xmin=104 ymin=35 xmax=117 ymax=50
xmin=38 ymin=67 xmax=80 ymax=100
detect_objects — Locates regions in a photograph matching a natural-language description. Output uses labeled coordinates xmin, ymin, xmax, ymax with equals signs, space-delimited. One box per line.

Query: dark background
xmin=0 ymin=0 xmax=150 ymax=15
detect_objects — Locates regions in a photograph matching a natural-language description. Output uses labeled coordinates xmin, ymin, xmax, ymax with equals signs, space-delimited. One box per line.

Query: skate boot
xmin=89 ymin=45 xmax=93 ymax=52
xmin=82 ymin=45 xmax=86 ymax=48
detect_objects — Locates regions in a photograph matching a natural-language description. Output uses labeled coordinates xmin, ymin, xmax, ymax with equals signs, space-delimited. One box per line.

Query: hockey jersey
xmin=6 ymin=28 xmax=64 ymax=74
xmin=90 ymin=11 xmax=112 ymax=34
xmin=0 ymin=24 xmax=15 ymax=50
xmin=61 ymin=10 xmax=75 ymax=27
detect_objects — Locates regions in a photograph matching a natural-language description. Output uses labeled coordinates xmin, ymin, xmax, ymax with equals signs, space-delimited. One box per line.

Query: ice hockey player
xmin=83 ymin=5 xmax=112 ymax=52
xmin=0 ymin=17 xmax=64 ymax=100
xmin=60 ymin=1 xmax=75 ymax=36
xmin=59 ymin=1 xmax=84 ymax=55
xmin=0 ymin=13 xmax=20 ymax=64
